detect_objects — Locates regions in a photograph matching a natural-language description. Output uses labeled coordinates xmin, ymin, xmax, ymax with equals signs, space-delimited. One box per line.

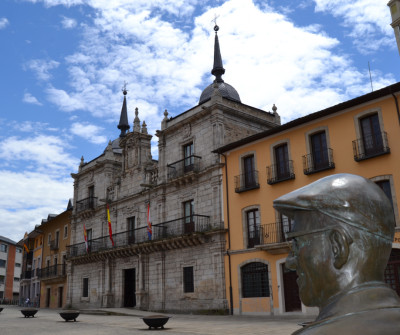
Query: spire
xmin=211 ymin=24 xmax=225 ymax=83
xmin=117 ymin=84 xmax=130 ymax=137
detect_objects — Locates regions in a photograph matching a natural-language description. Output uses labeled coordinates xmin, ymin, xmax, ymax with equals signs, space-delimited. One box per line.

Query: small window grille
xmin=183 ymin=266 xmax=194 ymax=293
xmin=241 ymin=262 xmax=270 ymax=298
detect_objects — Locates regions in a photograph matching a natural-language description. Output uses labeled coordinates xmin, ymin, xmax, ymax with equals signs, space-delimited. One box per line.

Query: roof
xmin=214 ymin=81 xmax=400 ymax=154
xmin=0 ymin=235 xmax=17 ymax=245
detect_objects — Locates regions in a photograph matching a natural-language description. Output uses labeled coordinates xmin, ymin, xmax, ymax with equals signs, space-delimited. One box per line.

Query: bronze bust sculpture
xmin=273 ymin=174 xmax=400 ymax=334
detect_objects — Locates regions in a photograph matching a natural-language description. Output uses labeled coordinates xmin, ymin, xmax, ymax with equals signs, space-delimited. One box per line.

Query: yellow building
xmin=215 ymin=82 xmax=400 ymax=315
xmin=39 ymin=206 xmax=72 ymax=308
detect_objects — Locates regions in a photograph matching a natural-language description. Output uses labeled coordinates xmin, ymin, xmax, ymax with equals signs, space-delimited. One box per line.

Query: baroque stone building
xmin=66 ymin=25 xmax=280 ymax=312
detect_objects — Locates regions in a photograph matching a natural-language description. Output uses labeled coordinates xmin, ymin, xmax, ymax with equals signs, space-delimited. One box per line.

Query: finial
xmin=272 ymin=104 xmax=277 ymax=113
xmin=80 ymin=156 xmax=84 ymax=166
xmin=212 ymin=14 xmax=220 ymax=32
xmin=211 ymin=19 xmax=225 ymax=83
xmin=141 ymin=121 xmax=148 ymax=134
xmin=118 ymin=83 xmax=130 ymax=137
xmin=133 ymin=107 xmax=141 ymax=132
xmin=163 ymin=109 xmax=168 ymax=120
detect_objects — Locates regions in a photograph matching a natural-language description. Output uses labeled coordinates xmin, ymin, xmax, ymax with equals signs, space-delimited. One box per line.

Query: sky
xmin=0 ymin=0 xmax=399 ymax=243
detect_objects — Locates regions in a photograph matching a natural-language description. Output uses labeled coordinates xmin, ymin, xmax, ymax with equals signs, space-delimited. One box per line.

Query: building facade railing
xmin=234 ymin=170 xmax=260 ymax=193
xmin=49 ymin=239 xmax=59 ymax=250
xmin=267 ymin=161 xmax=295 ymax=185
xmin=302 ymin=148 xmax=335 ymax=175
xmin=259 ymin=222 xmax=293 ymax=245
xmin=37 ymin=264 xmax=66 ymax=280
xmin=352 ymin=131 xmax=390 ymax=161
xmin=167 ymin=155 xmax=202 ymax=180
xmin=67 ymin=214 xmax=220 ymax=258
xmin=21 ymin=270 xmax=32 ymax=280
xmin=76 ymin=197 xmax=97 ymax=212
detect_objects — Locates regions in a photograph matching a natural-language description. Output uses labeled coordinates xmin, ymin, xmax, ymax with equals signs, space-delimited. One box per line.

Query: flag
xmin=147 ymin=203 xmax=152 ymax=240
xmin=107 ymin=204 xmax=115 ymax=246
xmin=23 ymin=243 xmax=29 ymax=253
xmin=83 ymin=223 xmax=88 ymax=253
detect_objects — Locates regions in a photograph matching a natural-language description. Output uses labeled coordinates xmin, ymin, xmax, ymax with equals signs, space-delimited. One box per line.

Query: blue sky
xmin=0 ymin=0 xmax=398 ymax=242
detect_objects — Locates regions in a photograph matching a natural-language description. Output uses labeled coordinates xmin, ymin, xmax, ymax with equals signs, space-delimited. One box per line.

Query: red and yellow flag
xmin=83 ymin=223 xmax=88 ymax=253
xmin=107 ymin=204 xmax=114 ymax=246
xmin=147 ymin=203 xmax=152 ymax=240
xmin=23 ymin=243 xmax=29 ymax=253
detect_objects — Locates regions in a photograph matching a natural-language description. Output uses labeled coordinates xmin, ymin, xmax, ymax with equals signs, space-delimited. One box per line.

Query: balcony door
xmin=88 ymin=186 xmax=95 ymax=209
xmin=311 ymin=132 xmax=328 ymax=170
xmin=244 ymin=155 xmax=256 ymax=188
xmin=183 ymin=200 xmax=194 ymax=234
xmin=360 ymin=114 xmax=383 ymax=156
xmin=184 ymin=143 xmax=194 ymax=172
xmin=127 ymin=217 xmax=135 ymax=244
xmin=247 ymin=209 xmax=260 ymax=248
xmin=274 ymin=144 xmax=290 ymax=180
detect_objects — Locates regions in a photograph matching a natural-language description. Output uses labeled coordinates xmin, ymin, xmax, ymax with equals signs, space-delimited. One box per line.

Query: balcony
xmin=21 ymin=270 xmax=32 ymax=280
xmin=167 ymin=155 xmax=201 ymax=180
xmin=352 ymin=131 xmax=390 ymax=161
xmin=76 ymin=197 xmax=97 ymax=212
xmin=67 ymin=214 xmax=222 ymax=259
xmin=302 ymin=148 xmax=335 ymax=175
xmin=37 ymin=264 xmax=66 ymax=280
xmin=234 ymin=170 xmax=260 ymax=193
xmin=49 ymin=240 xmax=59 ymax=251
xmin=267 ymin=161 xmax=295 ymax=185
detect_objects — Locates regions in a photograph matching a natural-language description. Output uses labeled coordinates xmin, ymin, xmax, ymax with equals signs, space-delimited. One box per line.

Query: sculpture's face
xmin=285 ymin=211 xmax=339 ymax=307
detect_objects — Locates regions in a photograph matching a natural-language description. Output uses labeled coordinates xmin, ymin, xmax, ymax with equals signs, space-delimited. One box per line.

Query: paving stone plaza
xmin=0 ymin=306 xmax=311 ymax=335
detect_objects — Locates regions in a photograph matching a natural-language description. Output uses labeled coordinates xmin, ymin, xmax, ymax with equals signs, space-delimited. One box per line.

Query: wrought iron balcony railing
xmin=167 ymin=155 xmax=202 ymax=180
xmin=302 ymin=148 xmax=335 ymax=175
xmin=267 ymin=161 xmax=295 ymax=185
xmin=76 ymin=197 xmax=97 ymax=212
xmin=234 ymin=170 xmax=260 ymax=193
xmin=21 ymin=270 xmax=32 ymax=280
xmin=67 ymin=214 xmax=220 ymax=258
xmin=260 ymin=222 xmax=292 ymax=245
xmin=37 ymin=264 xmax=66 ymax=280
xmin=352 ymin=131 xmax=390 ymax=161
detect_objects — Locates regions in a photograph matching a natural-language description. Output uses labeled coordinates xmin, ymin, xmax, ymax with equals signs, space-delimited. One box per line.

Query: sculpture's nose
xmin=285 ymin=251 xmax=297 ymax=271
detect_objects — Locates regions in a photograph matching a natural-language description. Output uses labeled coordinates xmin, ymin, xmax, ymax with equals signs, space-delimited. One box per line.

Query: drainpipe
xmin=390 ymin=89 xmax=400 ymax=125
xmin=221 ymin=153 xmax=233 ymax=315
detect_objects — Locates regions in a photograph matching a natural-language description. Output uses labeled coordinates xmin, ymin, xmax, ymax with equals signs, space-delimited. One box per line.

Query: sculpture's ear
xmin=329 ymin=229 xmax=350 ymax=269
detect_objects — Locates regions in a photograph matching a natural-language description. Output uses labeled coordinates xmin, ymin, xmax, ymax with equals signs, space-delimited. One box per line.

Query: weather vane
xmin=212 ymin=14 xmax=220 ymax=31
xmin=122 ymin=81 xmax=128 ymax=95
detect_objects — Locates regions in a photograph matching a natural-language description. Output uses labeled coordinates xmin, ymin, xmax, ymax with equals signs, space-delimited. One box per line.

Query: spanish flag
xmin=147 ymin=203 xmax=152 ymax=240
xmin=23 ymin=243 xmax=29 ymax=253
xmin=107 ymin=204 xmax=114 ymax=246
xmin=83 ymin=223 xmax=88 ymax=253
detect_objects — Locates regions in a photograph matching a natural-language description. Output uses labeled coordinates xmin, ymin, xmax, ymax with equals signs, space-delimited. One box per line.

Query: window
xmin=183 ymin=266 xmax=194 ymax=293
xmin=244 ymin=155 xmax=256 ymax=188
xmin=15 ymin=263 xmax=21 ymax=267
xmin=246 ymin=209 xmax=260 ymax=248
xmin=279 ymin=213 xmax=294 ymax=242
xmin=241 ymin=262 xmax=270 ymax=298
xmin=268 ymin=143 xmax=295 ymax=184
xmin=303 ymin=130 xmax=334 ymax=174
xmin=82 ymin=277 xmax=89 ymax=297
xmin=376 ymin=180 xmax=394 ymax=209
xmin=87 ymin=229 xmax=93 ymax=252
xmin=16 ymin=248 xmax=22 ymax=253
xmin=48 ymin=233 xmax=52 ymax=246
xmin=353 ymin=112 xmax=389 ymax=161
xmin=88 ymin=186 xmax=95 ymax=209
xmin=127 ymin=217 xmax=136 ymax=244
xmin=55 ymin=230 xmax=60 ymax=248
xmin=14 ymin=277 xmax=20 ymax=282
xmin=183 ymin=200 xmax=194 ymax=234
xmin=183 ymin=142 xmax=194 ymax=172
xmin=0 ymin=260 xmax=5 ymax=268
xmin=64 ymin=225 xmax=68 ymax=239
xmin=0 ymin=275 xmax=4 ymax=284
xmin=0 ymin=244 xmax=7 ymax=252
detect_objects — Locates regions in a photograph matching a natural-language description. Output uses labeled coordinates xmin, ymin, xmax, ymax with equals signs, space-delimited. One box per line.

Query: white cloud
xmin=313 ymin=0 xmax=394 ymax=53
xmin=0 ymin=17 xmax=9 ymax=29
xmin=0 ymin=171 xmax=72 ymax=242
xmin=0 ymin=135 xmax=77 ymax=174
xmin=70 ymin=122 xmax=107 ymax=144
xmin=61 ymin=15 xmax=77 ymax=29
xmin=24 ymin=59 xmax=60 ymax=81
xmin=23 ymin=92 xmax=42 ymax=105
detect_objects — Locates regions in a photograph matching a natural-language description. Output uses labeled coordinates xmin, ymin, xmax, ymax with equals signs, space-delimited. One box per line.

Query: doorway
xmin=124 ymin=268 xmax=136 ymax=307
xmin=281 ymin=264 xmax=301 ymax=312
xmin=58 ymin=287 xmax=63 ymax=308
xmin=384 ymin=248 xmax=400 ymax=296
xmin=46 ymin=288 xmax=51 ymax=308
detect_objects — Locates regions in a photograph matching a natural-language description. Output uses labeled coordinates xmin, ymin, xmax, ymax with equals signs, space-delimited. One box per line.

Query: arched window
xmin=241 ymin=262 xmax=270 ymax=298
